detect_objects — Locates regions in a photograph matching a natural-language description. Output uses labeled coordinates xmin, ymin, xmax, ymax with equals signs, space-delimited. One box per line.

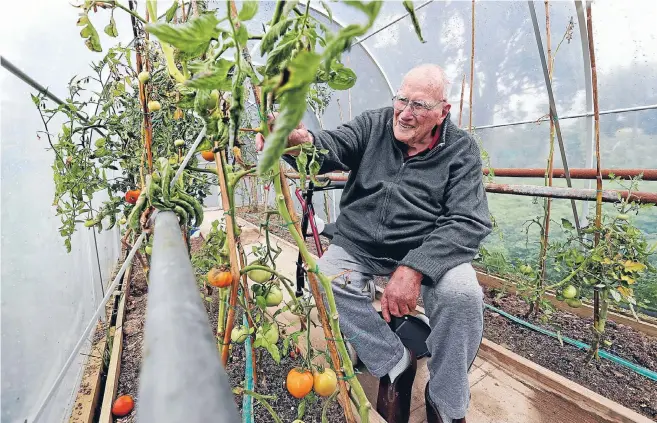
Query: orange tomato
xmin=125 ymin=189 xmax=141 ymax=204
xmin=111 ymin=395 xmax=134 ymax=417
xmin=313 ymin=368 xmax=338 ymax=397
xmin=286 ymin=368 xmax=313 ymax=399
xmin=201 ymin=150 xmax=215 ymax=162
xmin=207 ymin=268 xmax=232 ymax=288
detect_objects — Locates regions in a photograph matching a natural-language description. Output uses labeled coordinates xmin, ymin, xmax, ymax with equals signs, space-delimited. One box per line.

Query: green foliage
xmin=259 ymin=52 xmax=322 ymax=174
xmin=238 ymin=0 xmax=258 ymax=21
xmin=146 ymin=13 xmax=221 ymax=54
xmin=191 ymin=220 xmax=229 ymax=281
xmin=77 ymin=12 xmax=102 ymax=52
xmin=403 ymin=1 xmax=426 ymax=43
xmin=35 ymin=44 xmax=213 ymax=251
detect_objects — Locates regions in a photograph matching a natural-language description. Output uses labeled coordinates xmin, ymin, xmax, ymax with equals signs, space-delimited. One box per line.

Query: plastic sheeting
xmin=2 ymin=1 xmax=656 ymax=422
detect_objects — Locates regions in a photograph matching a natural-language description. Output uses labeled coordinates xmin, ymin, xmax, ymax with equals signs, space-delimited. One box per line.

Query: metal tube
xmin=528 ymin=1 xmax=581 ymax=233
xmin=287 ymin=167 xmax=657 ymax=181
xmin=473 ymin=104 xmax=657 ymax=130
xmin=283 ymin=173 xmax=657 ymax=205
xmin=483 ymin=168 xmax=657 ymax=180
xmin=351 ymin=0 xmax=435 ymax=47
xmin=576 ymin=0 xmax=596 ymax=227
xmin=485 ymin=183 xmax=657 ymax=204
xmin=138 ymin=211 xmax=240 ymax=423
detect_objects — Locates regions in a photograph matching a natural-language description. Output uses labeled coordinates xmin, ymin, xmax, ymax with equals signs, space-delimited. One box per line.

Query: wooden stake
xmin=469 ymin=0 xmax=476 ymax=133
xmin=215 ymin=150 xmax=243 ymax=366
xmin=458 ymin=74 xmax=466 ymax=127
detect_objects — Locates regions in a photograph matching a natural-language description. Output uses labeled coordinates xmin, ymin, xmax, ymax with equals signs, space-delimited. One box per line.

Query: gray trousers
xmin=317 ymin=245 xmax=484 ymax=419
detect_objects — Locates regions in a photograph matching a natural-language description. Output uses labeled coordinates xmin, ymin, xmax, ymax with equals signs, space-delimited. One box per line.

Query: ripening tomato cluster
xmin=286 ymin=367 xmax=338 ymax=399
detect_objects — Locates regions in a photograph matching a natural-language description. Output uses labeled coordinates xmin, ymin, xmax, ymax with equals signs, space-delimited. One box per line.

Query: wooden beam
xmin=68 ymin=320 xmax=107 ymax=423
xmin=478 ymin=339 xmax=652 ymax=423
xmin=99 ymin=262 xmax=134 ymax=422
xmin=475 ymin=270 xmax=657 ymax=338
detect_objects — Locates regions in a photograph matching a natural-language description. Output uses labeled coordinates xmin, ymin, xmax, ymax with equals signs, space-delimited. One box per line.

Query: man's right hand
xmin=255 ymin=113 xmax=314 ymax=155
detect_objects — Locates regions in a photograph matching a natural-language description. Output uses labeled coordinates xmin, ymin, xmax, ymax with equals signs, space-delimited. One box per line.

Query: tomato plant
xmin=38 ymin=1 xmax=427 ymax=422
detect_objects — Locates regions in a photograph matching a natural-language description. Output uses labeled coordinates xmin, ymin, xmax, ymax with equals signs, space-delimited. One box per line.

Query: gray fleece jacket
xmin=287 ymin=106 xmax=492 ymax=286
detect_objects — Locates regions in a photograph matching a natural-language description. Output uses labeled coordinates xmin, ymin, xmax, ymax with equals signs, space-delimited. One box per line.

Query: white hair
xmin=402 ymin=64 xmax=451 ymax=102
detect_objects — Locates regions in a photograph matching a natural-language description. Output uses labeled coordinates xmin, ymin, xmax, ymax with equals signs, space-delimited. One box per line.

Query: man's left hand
xmin=381 ymin=266 xmax=423 ymax=322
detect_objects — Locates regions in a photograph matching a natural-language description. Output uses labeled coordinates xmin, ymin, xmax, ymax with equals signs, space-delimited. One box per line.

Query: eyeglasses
xmin=392 ymin=95 xmax=444 ymax=117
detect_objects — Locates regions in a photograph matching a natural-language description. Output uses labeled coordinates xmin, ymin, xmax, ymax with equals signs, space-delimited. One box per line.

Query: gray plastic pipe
xmin=137 ymin=211 xmax=240 ymax=422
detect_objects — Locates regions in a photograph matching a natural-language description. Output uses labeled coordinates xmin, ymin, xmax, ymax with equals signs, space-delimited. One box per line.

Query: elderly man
xmin=257 ymin=64 xmax=491 ymax=423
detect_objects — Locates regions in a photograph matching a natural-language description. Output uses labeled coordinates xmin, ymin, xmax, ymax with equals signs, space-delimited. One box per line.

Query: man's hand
xmin=255 ymin=112 xmax=313 ymax=155
xmin=380 ymin=265 xmax=423 ymax=323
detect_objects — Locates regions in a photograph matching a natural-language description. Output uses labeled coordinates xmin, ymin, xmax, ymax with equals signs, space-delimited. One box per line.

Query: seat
xmin=321 ymin=222 xmax=337 ymax=240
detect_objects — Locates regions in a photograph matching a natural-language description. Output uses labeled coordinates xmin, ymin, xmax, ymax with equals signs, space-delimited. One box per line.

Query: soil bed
xmin=479 ymin=285 xmax=657 ymax=421
xmin=113 ymin=234 xmax=345 ymax=423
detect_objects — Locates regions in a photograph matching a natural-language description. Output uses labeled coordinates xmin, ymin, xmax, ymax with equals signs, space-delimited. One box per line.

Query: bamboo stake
xmin=468 ymin=0 xmax=475 ymax=133
xmin=586 ymin=2 xmax=604 ymax=358
xmin=129 ymin=1 xmax=153 ymax=174
xmin=458 ymin=74 xmax=466 ymax=127
xmin=273 ymin=175 xmax=367 ymax=422
xmin=215 ymin=149 xmax=243 ymax=366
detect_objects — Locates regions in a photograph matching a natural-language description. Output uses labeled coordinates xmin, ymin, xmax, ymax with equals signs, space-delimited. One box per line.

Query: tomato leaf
xmin=261 ymin=19 xmax=294 ymax=56
xmin=610 ymin=288 xmax=621 ymax=302
xmin=238 ymin=0 xmax=258 ymax=21
xmin=146 ymin=13 xmax=220 ymax=53
xmin=320 ymin=0 xmax=333 ymax=23
xmin=561 ymin=218 xmax=574 ymax=230
xmin=258 ymin=51 xmax=321 ymax=175
xmin=327 ymin=62 xmax=357 ymax=90
xmin=623 ymin=260 xmax=647 ymax=273
xmin=78 ymin=13 xmax=102 ymax=52
xmin=297 ymin=399 xmax=307 ymax=420
xmin=321 ymin=1 xmax=382 ymax=71
xmin=266 ymin=342 xmax=281 ymax=364
xmin=282 ymin=0 xmax=301 ymax=18
xmin=165 ymin=1 xmax=179 ymax=22
xmin=264 ymin=38 xmax=297 ymax=75
xmin=402 ymin=1 xmax=426 ymax=43
xmin=104 ymin=15 xmax=118 ymax=38
xmin=185 ymin=58 xmax=234 ymax=90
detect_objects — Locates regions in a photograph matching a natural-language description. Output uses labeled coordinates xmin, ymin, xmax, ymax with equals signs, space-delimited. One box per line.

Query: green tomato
xmin=562 ymin=285 xmax=577 ymax=300
xmin=519 ymin=264 xmax=532 ymax=275
xmin=265 ymin=286 xmax=283 ymax=307
xmin=119 ymin=217 xmax=127 ymax=225
xmin=616 ymin=214 xmax=630 ymax=221
xmin=145 ymin=245 xmax=153 ymax=255
xmin=174 ymin=139 xmax=185 ymax=147
xmin=210 ymin=89 xmax=219 ymax=103
xmin=147 ymin=100 xmax=161 ymax=112
xmin=138 ymin=71 xmax=151 ymax=84
xmin=231 ymin=326 xmax=249 ymax=344
xmin=565 ymin=298 xmax=582 ymax=308
xmin=248 ymin=268 xmax=272 ymax=283
xmin=84 ymin=219 xmax=96 ymax=228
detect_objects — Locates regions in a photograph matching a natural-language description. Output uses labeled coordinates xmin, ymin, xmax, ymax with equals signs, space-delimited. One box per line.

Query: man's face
xmin=392 ymin=77 xmax=450 ymax=147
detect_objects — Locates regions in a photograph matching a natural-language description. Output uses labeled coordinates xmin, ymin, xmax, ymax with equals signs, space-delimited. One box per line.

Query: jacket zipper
xmin=375 ymin=145 xmax=407 ymax=243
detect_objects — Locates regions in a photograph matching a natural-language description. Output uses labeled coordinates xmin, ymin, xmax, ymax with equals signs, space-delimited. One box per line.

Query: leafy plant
xmin=535 ymin=177 xmax=655 ymax=358
xmin=38 ymin=1 xmax=428 ymax=421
